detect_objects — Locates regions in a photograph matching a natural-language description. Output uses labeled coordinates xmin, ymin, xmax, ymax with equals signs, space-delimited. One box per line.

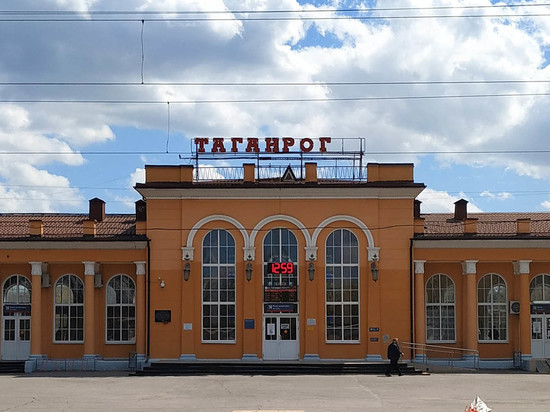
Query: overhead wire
xmin=1 ymin=80 xmax=549 ymax=86
xmin=2 ymin=91 xmax=550 ymax=104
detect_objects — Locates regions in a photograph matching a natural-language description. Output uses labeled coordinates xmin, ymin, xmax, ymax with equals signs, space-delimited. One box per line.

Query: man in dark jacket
xmin=386 ymin=337 xmax=404 ymax=376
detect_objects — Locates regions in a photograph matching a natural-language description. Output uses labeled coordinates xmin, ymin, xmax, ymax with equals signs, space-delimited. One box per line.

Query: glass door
xmin=263 ymin=316 xmax=299 ymax=360
xmin=2 ymin=275 xmax=32 ymax=361
xmin=2 ymin=314 xmax=30 ymax=360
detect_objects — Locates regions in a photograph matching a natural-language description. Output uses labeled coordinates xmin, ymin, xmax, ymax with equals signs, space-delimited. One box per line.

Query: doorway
xmin=531 ymin=315 xmax=550 ymax=358
xmin=1 ymin=275 xmax=32 ymax=361
xmin=263 ymin=315 xmax=299 ymax=360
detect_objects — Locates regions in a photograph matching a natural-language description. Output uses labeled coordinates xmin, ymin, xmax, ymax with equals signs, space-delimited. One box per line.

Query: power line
xmin=1 ymin=80 xmax=549 ymax=87
xmin=2 ymin=91 xmax=549 ymax=104
xmin=1 ymin=3 xmax=549 ymax=15
xmin=1 ymin=149 xmax=550 ymax=156
xmin=2 ymin=13 xmax=550 ymax=22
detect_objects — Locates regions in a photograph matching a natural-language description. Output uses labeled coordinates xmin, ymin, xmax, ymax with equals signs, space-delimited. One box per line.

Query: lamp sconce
xmin=245 ymin=255 xmax=253 ymax=282
xmin=158 ymin=277 xmax=166 ymax=288
xmin=308 ymin=254 xmax=315 ymax=281
xmin=183 ymin=255 xmax=191 ymax=282
xmin=370 ymin=253 xmax=379 ymax=282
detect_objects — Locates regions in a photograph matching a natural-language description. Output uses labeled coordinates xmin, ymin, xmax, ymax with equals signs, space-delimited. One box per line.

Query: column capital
xmin=243 ymin=246 xmax=255 ymax=261
xmin=134 ymin=261 xmax=146 ymax=276
xmin=462 ymin=260 xmax=478 ymax=275
xmin=305 ymin=246 xmax=317 ymax=261
xmin=182 ymin=246 xmax=194 ymax=261
xmin=367 ymin=247 xmax=380 ymax=262
xmin=514 ymin=260 xmax=532 ymax=275
xmin=83 ymin=261 xmax=96 ymax=276
xmin=29 ymin=262 xmax=42 ymax=276
xmin=414 ymin=260 xmax=426 ymax=275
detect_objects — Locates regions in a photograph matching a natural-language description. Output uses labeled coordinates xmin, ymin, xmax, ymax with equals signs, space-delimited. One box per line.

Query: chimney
xmin=464 ymin=218 xmax=478 ymax=235
xmin=29 ymin=219 xmax=44 ymax=237
xmin=89 ymin=198 xmax=105 ymax=222
xmin=413 ymin=200 xmax=424 ymax=235
xmin=516 ymin=218 xmax=531 ymax=235
xmin=135 ymin=199 xmax=146 ymax=222
xmin=135 ymin=200 xmax=147 ymax=235
xmin=83 ymin=220 xmax=97 ymax=237
xmin=414 ymin=199 xmax=422 ymax=219
xmin=454 ymin=199 xmax=468 ymax=221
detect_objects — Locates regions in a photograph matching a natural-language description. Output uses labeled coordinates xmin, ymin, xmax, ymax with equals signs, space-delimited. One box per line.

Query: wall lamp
xmin=308 ymin=255 xmax=315 ymax=281
xmin=245 ymin=255 xmax=253 ymax=282
xmin=183 ymin=255 xmax=191 ymax=282
xmin=370 ymin=253 xmax=379 ymax=282
xmin=158 ymin=277 xmax=166 ymax=288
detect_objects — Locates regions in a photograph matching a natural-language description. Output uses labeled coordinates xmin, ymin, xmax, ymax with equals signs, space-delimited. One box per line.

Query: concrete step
xmin=0 ymin=361 xmax=25 ymax=374
xmin=135 ymin=361 xmax=423 ymax=376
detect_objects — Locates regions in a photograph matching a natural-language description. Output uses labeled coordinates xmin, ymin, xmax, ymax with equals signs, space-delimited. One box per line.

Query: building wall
xmin=146 ymin=192 xmax=416 ymax=360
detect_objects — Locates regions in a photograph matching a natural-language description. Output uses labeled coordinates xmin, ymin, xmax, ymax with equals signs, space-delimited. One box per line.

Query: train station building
xmin=1 ymin=138 xmax=550 ymax=372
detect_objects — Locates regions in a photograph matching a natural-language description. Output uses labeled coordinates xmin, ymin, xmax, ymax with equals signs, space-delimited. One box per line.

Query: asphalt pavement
xmin=0 ymin=370 xmax=547 ymax=411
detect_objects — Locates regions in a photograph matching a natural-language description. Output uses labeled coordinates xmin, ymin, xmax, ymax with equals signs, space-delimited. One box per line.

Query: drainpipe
xmin=409 ymin=238 xmax=414 ymax=360
xmin=146 ymin=238 xmax=151 ymax=361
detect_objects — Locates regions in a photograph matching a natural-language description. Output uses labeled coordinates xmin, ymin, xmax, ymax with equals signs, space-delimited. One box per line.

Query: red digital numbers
xmin=268 ymin=262 xmax=294 ymax=274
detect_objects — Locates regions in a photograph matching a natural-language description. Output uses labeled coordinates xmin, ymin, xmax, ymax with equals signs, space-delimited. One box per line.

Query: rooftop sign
xmin=194 ymin=137 xmax=332 ymax=154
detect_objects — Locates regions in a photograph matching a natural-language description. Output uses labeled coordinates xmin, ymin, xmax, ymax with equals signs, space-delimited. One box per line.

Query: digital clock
xmin=267 ymin=262 xmax=295 ymax=275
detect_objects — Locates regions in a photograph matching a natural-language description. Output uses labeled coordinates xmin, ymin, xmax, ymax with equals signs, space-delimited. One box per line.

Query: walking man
xmin=386 ymin=337 xmax=404 ymax=377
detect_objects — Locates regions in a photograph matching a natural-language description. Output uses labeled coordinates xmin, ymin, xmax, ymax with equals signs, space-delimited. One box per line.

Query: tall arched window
xmin=106 ymin=274 xmax=136 ymax=343
xmin=530 ymin=274 xmax=550 ymax=302
xmin=2 ymin=275 xmax=32 ymax=346
xmin=426 ymin=274 xmax=455 ymax=342
xmin=202 ymin=229 xmax=236 ymax=342
xmin=325 ymin=229 xmax=359 ymax=342
xmin=54 ymin=275 xmax=84 ymax=342
xmin=478 ymin=273 xmax=507 ymax=342
xmin=3 ymin=275 xmax=31 ymax=304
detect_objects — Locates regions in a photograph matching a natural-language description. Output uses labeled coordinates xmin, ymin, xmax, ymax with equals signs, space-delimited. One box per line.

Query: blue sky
xmin=0 ymin=0 xmax=550 ymax=215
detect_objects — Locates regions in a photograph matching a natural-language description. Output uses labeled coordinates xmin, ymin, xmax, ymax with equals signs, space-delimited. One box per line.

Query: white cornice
xmin=136 ymin=186 xmax=424 ymax=200
xmin=413 ymin=239 xmax=550 ymax=249
xmin=0 ymin=241 xmax=148 ymax=250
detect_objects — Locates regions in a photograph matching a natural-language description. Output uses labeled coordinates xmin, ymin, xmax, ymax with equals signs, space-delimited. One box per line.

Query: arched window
xmin=3 ymin=275 xmax=31 ymax=304
xmin=54 ymin=275 xmax=84 ymax=342
xmin=530 ymin=274 xmax=550 ymax=302
xmin=478 ymin=273 xmax=507 ymax=342
xmin=325 ymin=229 xmax=359 ymax=342
xmin=106 ymin=274 xmax=136 ymax=343
xmin=426 ymin=274 xmax=455 ymax=342
xmin=202 ymin=229 xmax=236 ymax=342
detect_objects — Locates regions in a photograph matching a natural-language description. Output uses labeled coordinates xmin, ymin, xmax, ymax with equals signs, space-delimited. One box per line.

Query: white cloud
xmin=0 ymin=163 xmax=83 ymax=212
xmin=480 ymin=191 xmax=513 ymax=201
xmin=1 ymin=0 xmax=550 ymax=212
xmin=418 ymin=188 xmax=482 ymax=214
xmin=129 ymin=168 xmax=145 ymax=186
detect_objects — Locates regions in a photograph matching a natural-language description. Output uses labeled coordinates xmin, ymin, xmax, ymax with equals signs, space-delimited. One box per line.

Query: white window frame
xmin=53 ymin=274 xmax=84 ymax=343
xmin=201 ymin=229 xmax=236 ymax=343
xmin=529 ymin=274 xmax=550 ymax=302
xmin=478 ymin=273 xmax=508 ymax=343
xmin=105 ymin=274 xmax=136 ymax=344
xmin=425 ymin=273 xmax=456 ymax=343
xmin=325 ymin=229 xmax=360 ymax=343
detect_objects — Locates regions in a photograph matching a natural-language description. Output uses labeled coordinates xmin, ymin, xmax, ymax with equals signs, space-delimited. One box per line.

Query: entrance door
xmin=2 ymin=315 xmax=31 ymax=360
xmin=531 ymin=315 xmax=550 ymax=358
xmin=2 ymin=275 xmax=32 ymax=361
xmin=263 ymin=316 xmax=299 ymax=360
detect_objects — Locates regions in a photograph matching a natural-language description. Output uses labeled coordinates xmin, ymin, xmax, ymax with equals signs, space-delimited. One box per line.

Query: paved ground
xmin=0 ymin=370 xmax=548 ymax=411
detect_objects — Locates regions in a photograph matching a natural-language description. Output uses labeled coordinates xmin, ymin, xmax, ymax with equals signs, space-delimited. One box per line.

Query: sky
xmin=0 ymin=0 xmax=549 ymax=215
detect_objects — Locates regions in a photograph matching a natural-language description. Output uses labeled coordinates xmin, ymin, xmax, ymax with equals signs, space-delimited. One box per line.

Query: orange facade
xmin=1 ymin=162 xmax=549 ymax=371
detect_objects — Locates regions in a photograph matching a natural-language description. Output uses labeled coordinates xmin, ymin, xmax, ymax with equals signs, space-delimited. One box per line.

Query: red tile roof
xmin=421 ymin=212 xmax=550 ymax=237
xmin=0 ymin=214 xmax=139 ymax=239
